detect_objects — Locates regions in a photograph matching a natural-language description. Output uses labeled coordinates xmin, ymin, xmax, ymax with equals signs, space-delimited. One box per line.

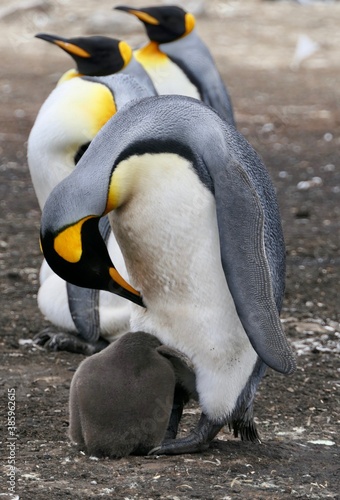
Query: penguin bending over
xmin=40 ymin=95 xmax=296 ymax=454
xmin=28 ymin=71 xmax=156 ymax=354
xmin=114 ymin=4 xmax=235 ymax=126
xmin=69 ymin=331 xmax=197 ymax=457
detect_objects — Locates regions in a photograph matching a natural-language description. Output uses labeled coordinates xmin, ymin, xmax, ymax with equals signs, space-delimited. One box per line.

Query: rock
xmin=290 ymin=34 xmax=319 ymax=70
xmin=297 ymin=177 xmax=323 ymax=190
xmin=294 ymin=321 xmax=329 ymax=334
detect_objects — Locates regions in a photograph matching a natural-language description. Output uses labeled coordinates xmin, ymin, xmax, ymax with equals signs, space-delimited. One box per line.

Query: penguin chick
xmin=35 ymin=33 xmax=156 ymax=91
xmin=28 ymin=73 xmax=155 ymax=354
xmin=114 ymin=4 xmax=235 ymax=126
xmin=69 ymin=331 xmax=197 ymax=458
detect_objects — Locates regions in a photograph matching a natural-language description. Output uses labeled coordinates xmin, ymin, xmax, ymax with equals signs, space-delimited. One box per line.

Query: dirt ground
xmin=0 ymin=0 xmax=339 ymax=498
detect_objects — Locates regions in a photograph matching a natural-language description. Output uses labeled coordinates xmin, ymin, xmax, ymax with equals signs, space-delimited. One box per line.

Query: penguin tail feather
xmin=229 ymin=419 xmax=261 ymax=443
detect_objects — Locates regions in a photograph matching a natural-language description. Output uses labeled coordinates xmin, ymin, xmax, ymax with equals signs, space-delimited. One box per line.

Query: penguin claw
xmin=148 ymin=413 xmax=224 ymax=456
xmin=148 ymin=446 xmax=162 ymax=456
xmin=148 ymin=438 xmax=210 ymax=456
xmin=33 ymin=329 xmax=109 ymax=355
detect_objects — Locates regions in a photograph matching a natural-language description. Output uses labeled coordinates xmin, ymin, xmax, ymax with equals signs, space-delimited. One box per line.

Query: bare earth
xmin=0 ymin=0 xmax=339 ymax=498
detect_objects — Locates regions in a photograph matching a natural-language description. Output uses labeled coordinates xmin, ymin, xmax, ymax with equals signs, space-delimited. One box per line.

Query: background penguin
xmin=114 ymin=4 xmax=235 ymax=126
xmin=40 ymin=95 xmax=296 ymax=454
xmin=69 ymin=331 xmax=197 ymax=458
xmin=28 ymin=70 xmax=156 ymax=354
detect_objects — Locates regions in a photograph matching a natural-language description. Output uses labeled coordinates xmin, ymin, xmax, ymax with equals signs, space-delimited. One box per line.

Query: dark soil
xmin=0 ymin=1 xmax=339 ymax=499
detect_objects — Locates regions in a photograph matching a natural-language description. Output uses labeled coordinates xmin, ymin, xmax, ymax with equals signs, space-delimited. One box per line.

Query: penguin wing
xmin=162 ymin=34 xmax=235 ymax=126
xmin=211 ymin=156 xmax=296 ymax=375
xmin=66 ymin=217 xmax=112 ymax=342
xmin=157 ymin=345 xmax=198 ymax=400
xmin=121 ymin=57 xmax=158 ymax=96
xmin=170 ymin=52 xmax=234 ymax=126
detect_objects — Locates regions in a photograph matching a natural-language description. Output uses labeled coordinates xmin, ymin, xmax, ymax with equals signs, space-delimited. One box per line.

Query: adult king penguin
xmin=28 ymin=35 xmax=156 ymax=353
xmin=40 ymin=95 xmax=296 ymax=454
xmin=114 ymin=5 xmax=235 ymax=126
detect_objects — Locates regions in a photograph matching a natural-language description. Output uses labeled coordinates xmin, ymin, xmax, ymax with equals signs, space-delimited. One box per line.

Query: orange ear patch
xmin=54 ymin=216 xmax=93 ymax=263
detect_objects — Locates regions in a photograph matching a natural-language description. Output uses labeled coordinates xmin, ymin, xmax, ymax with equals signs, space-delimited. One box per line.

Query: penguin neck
xmin=120 ymin=57 xmax=157 ymax=95
xmin=57 ymin=68 xmax=82 ymax=85
xmin=134 ymin=41 xmax=168 ymax=68
xmin=133 ymin=38 xmax=200 ymax=98
xmin=159 ymin=29 xmax=200 ymax=55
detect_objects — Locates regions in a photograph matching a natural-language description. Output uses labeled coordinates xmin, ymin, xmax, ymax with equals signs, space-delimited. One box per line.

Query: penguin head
xmin=114 ymin=5 xmax=196 ymax=44
xmin=35 ymin=33 xmax=133 ymax=76
xmin=40 ymin=212 xmax=144 ymax=308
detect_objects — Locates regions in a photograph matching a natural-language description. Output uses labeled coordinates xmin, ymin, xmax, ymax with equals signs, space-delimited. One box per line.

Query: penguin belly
xmin=134 ymin=46 xmax=200 ymax=99
xmin=109 ymin=153 xmax=258 ymax=422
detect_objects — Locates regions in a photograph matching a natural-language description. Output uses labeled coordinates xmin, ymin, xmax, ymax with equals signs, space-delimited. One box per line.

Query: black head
xmin=35 ymin=33 xmax=132 ymax=76
xmin=114 ymin=5 xmax=195 ymax=44
xmin=40 ymin=216 xmax=144 ymax=308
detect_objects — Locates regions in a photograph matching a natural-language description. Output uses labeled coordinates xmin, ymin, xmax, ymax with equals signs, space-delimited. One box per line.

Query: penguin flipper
xmin=163 ymin=35 xmax=235 ymax=127
xmin=66 ymin=216 xmax=113 ymax=344
xmin=213 ymin=159 xmax=296 ymax=375
xmin=156 ymin=345 xmax=197 ymax=399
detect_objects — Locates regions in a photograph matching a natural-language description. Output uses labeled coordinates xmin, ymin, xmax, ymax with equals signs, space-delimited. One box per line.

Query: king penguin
xmin=69 ymin=331 xmax=197 ymax=457
xmin=28 ymin=35 xmax=156 ymax=354
xmin=40 ymin=95 xmax=296 ymax=454
xmin=114 ymin=4 xmax=235 ymax=126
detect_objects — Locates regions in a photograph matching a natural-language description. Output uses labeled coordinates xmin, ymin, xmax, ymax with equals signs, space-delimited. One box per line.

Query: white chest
xmin=109 ymin=153 xmax=257 ymax=419
xmin=146 ymin=59 xmax=201 ymax=99
xmin=134 ymin=46 xmax=200 ymax=99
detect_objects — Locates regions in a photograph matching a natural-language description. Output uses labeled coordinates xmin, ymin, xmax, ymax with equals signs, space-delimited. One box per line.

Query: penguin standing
xmin=114 ymin=5 xmax=235 ymax=126
xmin=40 ymin=95 xmax=295 ymax=454
xmin=28 ymin=35 xmax=156 ymax=353
xmin=69 ymin=331 xmax=197 ymax=457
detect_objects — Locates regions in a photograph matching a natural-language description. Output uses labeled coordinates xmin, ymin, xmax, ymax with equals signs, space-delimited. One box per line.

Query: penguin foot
xmin=33 ymin=328 xmax=109 ymax=355
xmin=149 ymin=413 xmax=224 ymax=455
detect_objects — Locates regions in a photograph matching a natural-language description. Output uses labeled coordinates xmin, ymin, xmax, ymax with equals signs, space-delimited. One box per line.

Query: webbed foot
xmin=149 ymin=413 xmax=224 ymax=455
xmin=33 ymin=328 xmax=109 ymax=355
